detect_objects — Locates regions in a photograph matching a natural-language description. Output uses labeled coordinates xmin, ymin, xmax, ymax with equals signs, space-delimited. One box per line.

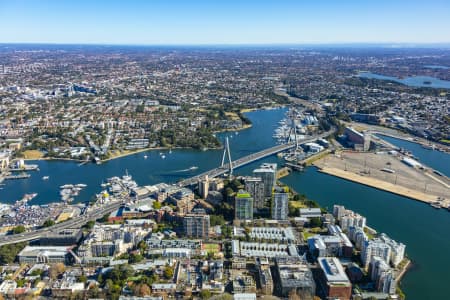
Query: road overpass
xmin=0 ymin=201 xmax=124 ymax=246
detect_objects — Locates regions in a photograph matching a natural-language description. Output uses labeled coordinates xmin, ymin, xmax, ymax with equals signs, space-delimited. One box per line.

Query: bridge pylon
xmin=221 ymin=136 xmax=233 ymax=176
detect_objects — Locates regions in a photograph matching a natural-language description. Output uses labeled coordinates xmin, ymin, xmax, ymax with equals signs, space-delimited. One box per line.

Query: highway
xmin=0 ymin=129 xmax=333 ymax=246
xmin=0 ymin=200 xmax=124 ymax=246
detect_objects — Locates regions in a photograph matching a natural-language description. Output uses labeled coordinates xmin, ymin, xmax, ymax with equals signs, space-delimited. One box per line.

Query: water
xmin=424 ymin=65 xmax=450 ymax=70
xmin=377 ymin=135 xmax=450 ymax=177
xmin=281 ymin=168 xmax=450 ymax=300
xmin=1 ymin=107 xmax=449 ymax=299
xmin=358 ymin=71 xmax=450 ymax=89
xmin=0 ymin=108 xmax=286 ymax=205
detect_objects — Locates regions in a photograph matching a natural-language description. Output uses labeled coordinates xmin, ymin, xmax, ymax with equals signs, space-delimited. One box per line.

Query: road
xmin=178 ymin=129 xmax=334 ymax=187
xmin=0 ymin=129 xmax=334 ymax=246
xmin=0 ymin=200 xmax=124 ymax=246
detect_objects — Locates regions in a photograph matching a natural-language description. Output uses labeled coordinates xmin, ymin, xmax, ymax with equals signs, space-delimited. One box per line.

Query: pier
xmin=4 ymin=173 xmax=31 ymax=180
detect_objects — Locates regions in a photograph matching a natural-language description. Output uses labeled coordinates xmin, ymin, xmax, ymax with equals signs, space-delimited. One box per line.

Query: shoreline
xmin=19 ymin=107 xmax=266 ymax=164
xmin=316 ymin=166 xmax=446 ymax=204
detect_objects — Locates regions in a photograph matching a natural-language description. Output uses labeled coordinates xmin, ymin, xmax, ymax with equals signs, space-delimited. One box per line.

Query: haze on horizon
xmin=1 ymin=0 xmax=450 ymax=45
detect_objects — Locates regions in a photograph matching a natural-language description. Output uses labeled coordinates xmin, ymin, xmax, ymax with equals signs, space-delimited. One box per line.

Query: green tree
xmin=153 ymin=201 xmax=161 ymax=209
xmin=163 ymin=265 xmax=174 ymax=279
xmin=42 ymin=219 xmax=55 ymax=227
xmin=200 ymin=289 xmax=212 ymax=299
xmin=0 ymin=242 xmax=27 ymax=264
xmin=309 ymin=217 xmax=323 ymax=228
xmin=12 ymin=225 xmax=26 ymax=234
xmin=137 ymin=240 xmax=148 ymax=252
xmin=129 ymin=253 xmax=143 ymax=264
xmin=83 ymin=220 xmax=95 ymax=230
xmin=210 ymin=215 xmax=225 ymax=226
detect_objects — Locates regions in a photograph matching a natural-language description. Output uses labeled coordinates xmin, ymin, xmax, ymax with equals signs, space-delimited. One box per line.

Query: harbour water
xmin=0 ymin=107 xmax=449 ymax=299
xmin=377 ymin=135 xmax=450 ymax=177
xmin=358 ymin=71 xmax=450 ymax=89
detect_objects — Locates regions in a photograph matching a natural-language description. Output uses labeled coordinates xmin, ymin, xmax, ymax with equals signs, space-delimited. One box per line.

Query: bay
xmin=358 ymin=71 xmax=450 ymax=89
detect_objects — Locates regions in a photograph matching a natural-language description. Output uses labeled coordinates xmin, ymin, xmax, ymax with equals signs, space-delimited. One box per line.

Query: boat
xmin=144 ymin=155 xmax=148 ymax=159
xmin=189 ymin=166 xmax=198 ymax=170
xmin=23 ymin=193 xmax=38 ymax=201
xmin=42 ymin=176 xmax=49 ymax=180
xmin=430 ymin=201 xmax=442 ymax=209
xmin=161 ymin=155 xmax=166 ymax=159
xmin=433 ymin=170 xmax=444 ymax=177
xmin=60 ymin=184 xmax=74 ymax=189
xmin=76 ymin=183 xmax=87 ymax=188
xmin=423 ymin=81 xmax=432 ymax=85
xmin=422 ymin=144 xmax=435 ymax=150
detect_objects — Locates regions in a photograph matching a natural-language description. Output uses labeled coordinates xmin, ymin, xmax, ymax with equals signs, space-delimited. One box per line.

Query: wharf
xmin=9 ymin=165 xmax=39 ymax=172
xmin=4 ymin=173 xmax=31 ymax=180
xmin=317 ymin=166 xmax=448 ymax=205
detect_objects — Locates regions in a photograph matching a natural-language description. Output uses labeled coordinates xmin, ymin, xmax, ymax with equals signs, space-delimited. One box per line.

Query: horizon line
xmin=1 ymin=42 xmax=450 ymax=48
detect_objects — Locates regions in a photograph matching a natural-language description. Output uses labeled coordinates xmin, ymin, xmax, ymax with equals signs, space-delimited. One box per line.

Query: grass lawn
xmin=302 ymin=231 xmax=316 ymax=240
xmin=22 ymin=150 xmax=44 ymax=159
xmin=204 ymin=243 xmax=221 ymax=253
xmin=289 ymin=201 xmax=307 ymax=209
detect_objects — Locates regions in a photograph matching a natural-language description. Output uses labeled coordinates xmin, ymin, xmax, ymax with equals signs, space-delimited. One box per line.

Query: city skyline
xmin=1 ymin=0 xmax=450 ymax=45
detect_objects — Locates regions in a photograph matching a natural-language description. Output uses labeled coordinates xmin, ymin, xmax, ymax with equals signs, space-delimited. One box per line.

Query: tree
xmin=0 ymin=242 xmax=27 ymax=264
xmin=137 ymin=240 xmax=148 ymax=252
xmin=133 ymin=283 xmax=151 ymax=297
xmin=210 ymin=215 xmax=225 ymax=226
xmin=309 ymin=217 xmax=323 ymax=228
xmin=83 ymin=220 xmax=95 ymax=230
xmin=163 ymin=265 xmax=174 ymax=279
xmin=79 ymin=274 xmax=88 ymax=283
xmin=129 ymin=253 xmax=143 ymax=264
xmin=200 ymin=289 xmax=212 ymax=299
xmin=12 ymin=225 xmax=26 ymax=234
xmin=49 ymin=263 xmax=66 ymax=280
xmin=153 ymin=201 xmax=161 ymax=209
xmin=42 ymin=219 xmax=55 ymax=227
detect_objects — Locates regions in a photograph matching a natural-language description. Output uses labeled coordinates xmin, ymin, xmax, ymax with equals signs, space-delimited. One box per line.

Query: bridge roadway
xmin=178 ymin=130 xmax=334 ymax=187
xmin=0 ymin=200 xmax=125 ymax=246
xmin=0 ymin=130 xmax=334 ymax=246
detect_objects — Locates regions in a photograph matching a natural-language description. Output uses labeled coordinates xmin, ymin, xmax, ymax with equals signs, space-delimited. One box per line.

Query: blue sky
xmin=0 ymin=0 xmax=449 ymax=44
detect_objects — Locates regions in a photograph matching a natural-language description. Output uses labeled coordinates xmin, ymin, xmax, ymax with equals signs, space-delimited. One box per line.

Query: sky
xmin=1 ymin=0 xmax=450 ymax=45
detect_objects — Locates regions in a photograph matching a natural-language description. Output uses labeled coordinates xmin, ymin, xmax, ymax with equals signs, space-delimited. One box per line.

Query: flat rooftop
xmin=318 ymin=257 xmax=350 ymax=284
